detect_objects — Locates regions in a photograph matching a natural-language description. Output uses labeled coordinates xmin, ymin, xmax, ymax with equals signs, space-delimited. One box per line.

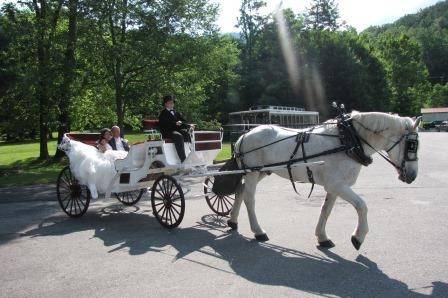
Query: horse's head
xmin=58 ymin=135 xmax=72 ymax=153
xmin=385 ymin=117 xmax=421 ymax=184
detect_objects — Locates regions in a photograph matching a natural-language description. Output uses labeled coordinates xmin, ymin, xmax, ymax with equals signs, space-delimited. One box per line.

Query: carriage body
xmin=57 ymin=129 xmax=234 ymax=228
xmin=108 ymin=130 xmax=223 ymax=196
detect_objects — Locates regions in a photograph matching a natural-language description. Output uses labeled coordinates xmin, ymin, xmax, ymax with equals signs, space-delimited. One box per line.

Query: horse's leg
xmin=228 ymin=173 xmax=266 ymax=231
xmin=315 ymin=192 xmax=337 ymax=248
xmin=242 ymin=172 xmax=268 ymax=241
xmin=228 ymin=181 xmax=244 ymax=230
xmin=330 ymin=185 xmax=369 ymax=250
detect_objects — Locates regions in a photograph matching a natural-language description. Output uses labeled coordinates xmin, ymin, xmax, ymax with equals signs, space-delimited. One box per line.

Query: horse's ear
xmin=413 ymin=116 xmax=422 ymax=130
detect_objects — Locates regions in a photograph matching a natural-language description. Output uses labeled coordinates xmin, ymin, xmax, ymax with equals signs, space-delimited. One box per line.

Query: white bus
xmin=227 ymin=105 xmax=319 ymax=130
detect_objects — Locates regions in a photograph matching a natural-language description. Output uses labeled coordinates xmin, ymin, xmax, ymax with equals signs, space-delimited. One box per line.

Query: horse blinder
xmin=404 ymin=132 xmax=418 ymax=162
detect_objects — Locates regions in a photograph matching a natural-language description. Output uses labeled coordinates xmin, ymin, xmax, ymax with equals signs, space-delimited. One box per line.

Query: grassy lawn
xmin=0 ymin=132 xmax=231 ymax=188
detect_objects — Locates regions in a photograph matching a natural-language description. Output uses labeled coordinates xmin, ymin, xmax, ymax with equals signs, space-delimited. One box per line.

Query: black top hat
xmin=163 ymin=94 xmax=176 ymax=104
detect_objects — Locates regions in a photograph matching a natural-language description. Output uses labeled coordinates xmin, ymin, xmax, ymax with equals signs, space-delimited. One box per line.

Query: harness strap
xmin=287 ymin=133 xmax=305 ymax=195
xmin=301 ymin=140 xmax=315 ymax=198
xmin=357 ymin=134 xmax=401 ymax=171
xmin=286 ymin=132 xmax=315 ymax=198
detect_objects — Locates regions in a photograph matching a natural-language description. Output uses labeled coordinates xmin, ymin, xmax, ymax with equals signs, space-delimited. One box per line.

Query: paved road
xmin=1 ymin=132 xmax=447 ymax=297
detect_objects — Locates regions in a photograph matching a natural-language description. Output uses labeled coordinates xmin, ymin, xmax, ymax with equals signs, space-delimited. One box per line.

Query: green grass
xmin=0 ymin=132 xmax=232 ymax=188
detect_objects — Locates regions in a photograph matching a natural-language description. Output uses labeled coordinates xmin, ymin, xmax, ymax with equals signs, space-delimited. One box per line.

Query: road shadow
xmin=24 ymin=210 xmax=447 ymax=297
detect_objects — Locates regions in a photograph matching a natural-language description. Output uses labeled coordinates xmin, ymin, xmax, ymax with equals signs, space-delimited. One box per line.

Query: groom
xmin=109 ymin=125 xmax=130 ymax=151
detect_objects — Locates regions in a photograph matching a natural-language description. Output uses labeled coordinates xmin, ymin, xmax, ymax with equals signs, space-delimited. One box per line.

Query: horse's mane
xmin=350 ymin=111 xmax=413 ymax=133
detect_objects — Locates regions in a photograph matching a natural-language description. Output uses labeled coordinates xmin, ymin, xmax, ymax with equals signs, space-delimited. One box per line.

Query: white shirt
xmin=114 ymin=137 xmax=125 ymax=151
xmin=167 ymin=108 xmax=175 ymax=116
xmin=105 ymin=143 xmax=113 ymax=151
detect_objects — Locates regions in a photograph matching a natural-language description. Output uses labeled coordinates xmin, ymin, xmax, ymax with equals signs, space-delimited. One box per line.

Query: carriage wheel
xmin=204 ymin=177 xmax=234 ymax=216
xmin=56 ymin=166 xmax=91 ymax=217
xmin=114 ymin=189 xmax=146 ymax=206
xmin=151 ymin=175 xmax=185 ymax=229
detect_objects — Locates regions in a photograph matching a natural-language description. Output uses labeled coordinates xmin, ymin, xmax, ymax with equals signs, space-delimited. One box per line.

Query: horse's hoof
xmin=351 ymin=235 xmax=362 ymax=250
xmin=255 ymin=233 xmax=269 ymax=242
xmin=318 ymin=240 xmax=335 ymax=248
xmin=227 ymin=220 xmax=238 ymax=230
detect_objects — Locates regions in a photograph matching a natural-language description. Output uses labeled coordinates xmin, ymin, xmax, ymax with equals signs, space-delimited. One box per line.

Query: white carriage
xmin=56 ymin=129 xmax=235 ymax=228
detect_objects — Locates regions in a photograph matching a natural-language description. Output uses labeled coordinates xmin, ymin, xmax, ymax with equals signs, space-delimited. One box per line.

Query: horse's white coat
xmin=230 ymin=112 xmax=421 ymax=248
xmin=59 ymin=136 xmax=127 ymax=198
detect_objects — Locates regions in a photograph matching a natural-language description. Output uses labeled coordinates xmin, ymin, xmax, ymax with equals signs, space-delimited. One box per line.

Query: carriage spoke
xmin=160 ymin=206 xmax=168 ymax=223
xmin=78 ymin=196 xmax=86 ymax=207
xmin=224 ymin=195 xmax=235 ymax=202
xmin=171 ymin=188 xmax=179 ymax=198
xmin=156 ymin=204 xmax=165 ymax=215
xmin=155 ymin=189 xmax=165 ymax=200
xmin=170 ymin=208 xmax=179 ymax=222
xmin=211 ymin=195 xmax=219 ymax=208
xmin=69 ymin=197 xmax=74 ymax=214
xmin=171 ymin=204 xmax=181 ymax=216
xmin=74 ymin=197 xmax=82 ymax=214
xmin=171 ymin=202 xmax=182 ymax=208
xmin=168 ymin=180 xmax=175 ymax=197
xmin=208 ymin=194 xmax=217 ymax=201
xmin=153 ymin=202 xmax=164 ymax=207
xmin=168 ymin=207 xmax=173 ymax=225
xmin=60 ymin=193 xmax=71 ymax=202
xmin=221 ymin=197 xmax=230 ymax=211
xmin=223 ymin=196 xmax=233 ymax=207
xmin=162 ymin=180 xmax=168 ymax=197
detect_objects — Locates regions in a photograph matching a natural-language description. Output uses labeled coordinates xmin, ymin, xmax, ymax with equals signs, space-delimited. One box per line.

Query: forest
xmin=1 ymin=0 xmax=448 ymax=159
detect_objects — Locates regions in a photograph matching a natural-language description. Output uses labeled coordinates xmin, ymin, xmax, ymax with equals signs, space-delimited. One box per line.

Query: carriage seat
xmin=142 ymin=119 xmax=190 ymax=144
xmin=115 ymin=141 xmax=149 ymax=172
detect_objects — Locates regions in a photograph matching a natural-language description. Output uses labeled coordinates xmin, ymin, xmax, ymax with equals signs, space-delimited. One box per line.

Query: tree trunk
xmin=54 ymin=0 xmax=78 ymax=160
xmin=35 ymin=1 xmax=50 ymax=160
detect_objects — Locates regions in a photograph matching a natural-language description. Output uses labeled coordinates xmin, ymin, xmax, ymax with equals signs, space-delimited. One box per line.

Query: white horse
xmin=228 ymin=111 xmax=421 ymax=250
xmin=58 ymin=136 xmax=127 ymax=198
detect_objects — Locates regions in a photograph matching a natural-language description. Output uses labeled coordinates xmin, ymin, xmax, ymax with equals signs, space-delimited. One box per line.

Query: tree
xmin=304 ymin=0 xmax=340 ymax=31
xmin=237 ymin=0 xmax=266 ymax=107
xmin=375 ymin=34 xmax=430 ymax=115
xmin=54 ymin=0 xmax=79 ymax=160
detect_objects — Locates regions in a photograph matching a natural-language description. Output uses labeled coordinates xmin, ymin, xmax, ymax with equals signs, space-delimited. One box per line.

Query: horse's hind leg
xmin=228 ymin=173 xmax=267 ymax=231
xmin=241 ymin=172 xmax=268 ymax=241
xmin=328 ymin=184 xmax=369 ymax=250
xmin=228 ymin=181 xmax=244 ymax=230
xmin=315 ymin=192 xmax=337 ymax=248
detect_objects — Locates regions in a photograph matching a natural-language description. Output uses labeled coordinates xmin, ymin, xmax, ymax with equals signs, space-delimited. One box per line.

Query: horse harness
xmin=234 ymin=114 xmax=419 ymax=197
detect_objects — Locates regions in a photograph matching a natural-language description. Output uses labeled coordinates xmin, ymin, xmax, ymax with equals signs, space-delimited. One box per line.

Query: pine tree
xmin=305 ymin=0 xmax=340 ymax=31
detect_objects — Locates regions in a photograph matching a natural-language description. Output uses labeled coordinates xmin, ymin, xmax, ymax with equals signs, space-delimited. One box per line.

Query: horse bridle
xmin=358 ymin=128 xmax=419 ymax=181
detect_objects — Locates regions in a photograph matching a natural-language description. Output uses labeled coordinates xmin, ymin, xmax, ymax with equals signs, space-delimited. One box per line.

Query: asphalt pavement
xmin=0 ymin=132 xmax=447 ymax=297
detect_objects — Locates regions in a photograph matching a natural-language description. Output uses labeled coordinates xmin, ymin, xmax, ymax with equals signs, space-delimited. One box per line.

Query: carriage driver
xmin=158 ymin=94 xmax=194 ymax=162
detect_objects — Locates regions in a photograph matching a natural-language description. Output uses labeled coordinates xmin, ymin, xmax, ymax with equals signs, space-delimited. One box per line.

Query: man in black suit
xmin=158 ymin=94 xmax=192 ymax=162
xmin=109 ymin=125 xmax=130 ymax=151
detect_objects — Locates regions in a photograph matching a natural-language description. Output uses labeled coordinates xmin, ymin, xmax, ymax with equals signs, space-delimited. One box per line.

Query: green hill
xmin=363 ymin=0 xmax=448 ymax=84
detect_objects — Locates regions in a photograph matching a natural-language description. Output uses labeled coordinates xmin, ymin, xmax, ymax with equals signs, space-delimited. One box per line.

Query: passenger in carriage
xmin=109 ymin=125 xmax=130 ymax=151
xmin=158 ymin=94 xmax=193 ymax=162
xmin=97 ymin=128 xmax=113 ymax=153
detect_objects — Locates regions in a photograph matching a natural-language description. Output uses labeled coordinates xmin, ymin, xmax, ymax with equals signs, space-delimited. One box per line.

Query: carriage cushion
xmin=142 ymin=119 xmax=159 ymax=130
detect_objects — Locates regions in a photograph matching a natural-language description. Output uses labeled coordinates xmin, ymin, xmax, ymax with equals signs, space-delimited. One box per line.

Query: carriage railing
xmin=190 ymin=130 xmax=223 ymax=152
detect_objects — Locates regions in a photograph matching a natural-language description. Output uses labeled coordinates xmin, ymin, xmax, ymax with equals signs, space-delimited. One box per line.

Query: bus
xmin=227 ymin=105 xmax=319 ymax=130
